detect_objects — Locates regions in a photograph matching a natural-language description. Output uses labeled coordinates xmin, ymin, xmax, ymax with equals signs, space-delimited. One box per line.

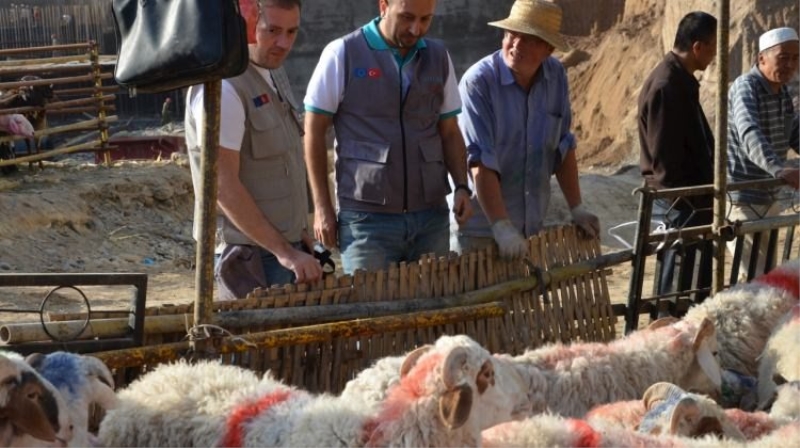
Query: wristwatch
xmin=454 ymin=183 xmax=473 ymax=196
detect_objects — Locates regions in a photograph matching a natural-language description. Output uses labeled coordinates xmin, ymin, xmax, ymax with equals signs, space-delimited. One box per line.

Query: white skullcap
xmin=759 ymin=27 xmax=799 ymax=52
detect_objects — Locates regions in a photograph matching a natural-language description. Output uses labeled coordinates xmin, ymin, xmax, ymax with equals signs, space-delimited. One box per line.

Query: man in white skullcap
xmin=726 ymin=27 xmax=799 ymax=279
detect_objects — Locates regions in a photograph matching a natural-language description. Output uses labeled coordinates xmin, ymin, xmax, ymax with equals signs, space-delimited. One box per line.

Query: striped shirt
xmin=727 ymin=65 xmax=799 ymax=205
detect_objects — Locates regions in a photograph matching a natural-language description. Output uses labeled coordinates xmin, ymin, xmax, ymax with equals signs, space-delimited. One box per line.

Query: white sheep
xmin=339 ymin=335 xmax=533 ymax=426
xmin=0 ymin=353 xmax=61 ymax=446
xmin=684 ymin=258 xmax=800 ymax=377
xmin=26 ymin=351 xmax=118 ymax=447
xmin=99 ymin=335 xmax=514 ymax=447
xmin=509 ymin=316 xmax=722 ymax=417
xmin=757 ymin=304 xmax=800 ymax=410
xmin=482 ymin=412 xmax=800 ymax=447
xmin=0 ymin=351 xmax=74 ymax=447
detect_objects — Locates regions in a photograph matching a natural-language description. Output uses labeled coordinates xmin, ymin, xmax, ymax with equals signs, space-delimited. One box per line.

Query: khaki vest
xmin=186 ymin=64 xmax=308 ymax=246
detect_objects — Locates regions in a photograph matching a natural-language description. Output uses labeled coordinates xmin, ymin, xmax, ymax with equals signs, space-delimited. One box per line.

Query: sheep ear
xmin=642 ymin=382 xmax=685 ymax=410
xmin=668 ymin=397 xmax=701 ymax=435
xmin=438 ymin=384 xmax=473 ymax=430
xmin=691 ymin=318 xmax=715 ymax=352
xmin=25 ymin=353 xmax=46 ymax=369
xmin=400 ymin=345 xmax=432 ymax=378
xmin=443 ymin=347 xmax=469 ymax=389
xmin=647 ymin=317 xmax=679 ymax=331
xmin=84 ymin=356 xmax=115 ymax=389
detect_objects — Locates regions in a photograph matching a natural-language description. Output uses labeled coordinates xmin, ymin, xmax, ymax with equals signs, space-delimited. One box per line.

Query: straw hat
xmin=488 ymin=0 xmax=570 ymax=52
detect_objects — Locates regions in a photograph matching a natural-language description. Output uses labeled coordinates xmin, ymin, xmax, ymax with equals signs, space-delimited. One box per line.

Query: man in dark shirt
xmin=638 ymin=11 xmax=717 ymax=316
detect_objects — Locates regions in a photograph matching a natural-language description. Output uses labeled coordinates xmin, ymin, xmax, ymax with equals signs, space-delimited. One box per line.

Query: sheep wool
xmin=684 ymin=258 xmax=800 ymax=377
xmin=757 ymin=304 xmax=800 ymax=409
xmin=511 ymin=317 xmax=721 ymax=417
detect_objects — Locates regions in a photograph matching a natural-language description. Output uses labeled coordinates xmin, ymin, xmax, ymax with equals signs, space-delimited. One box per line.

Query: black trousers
xmin=653 ymin=199 xmax=713 ymax=318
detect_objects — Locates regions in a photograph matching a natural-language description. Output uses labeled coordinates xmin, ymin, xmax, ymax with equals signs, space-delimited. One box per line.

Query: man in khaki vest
xmin=185 ymin=0 xmax=321 ymax=300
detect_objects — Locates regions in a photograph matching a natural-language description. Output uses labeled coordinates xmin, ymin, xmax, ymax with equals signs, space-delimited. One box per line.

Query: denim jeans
xmin=338 ymin=207 xmax=449 ymax=274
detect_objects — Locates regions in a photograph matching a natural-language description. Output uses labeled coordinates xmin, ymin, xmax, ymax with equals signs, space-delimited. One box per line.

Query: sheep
xmin=482 ymin=412 xmax=800 ymax=448
xmin=509 ymin=316 xmax=722 ymax=417
xmin=587 ymin=382 xmax=799 ymax=441
xmin=757 ymin=304 xmax=800 ymax=410
xmin=0 ymin=351 xmax=73 ymax=447
xmin=99 ymin=335 xmax=513 ymax=447
xmin=26 ymin=351 xmax=118 ymax=447
xmin=684 ymin=258 xmax=800 ymax=377
xmin=0 ymin=113 xmax=34 ymax=174
xmin=0 ymin=354 xmax=60 ymax=446
xmin=339 ymin=335 xmax=533 ymax=426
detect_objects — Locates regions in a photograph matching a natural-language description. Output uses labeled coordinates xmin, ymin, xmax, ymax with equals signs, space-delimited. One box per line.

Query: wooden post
xmin=713 ymin=0 xmax=730 ymax=295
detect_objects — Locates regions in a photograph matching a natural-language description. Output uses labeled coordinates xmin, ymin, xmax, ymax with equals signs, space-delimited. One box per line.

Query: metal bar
xmin=748 ymin=232 xmax=762 ymax=281
xmin=713 ymin=0 xmax=730 ymax=295
xmin=626 ymin=187 xmax=655 ymax=334
xmin=783 ymin=226 xmax=796 ymax=262
xmin=194 ymin=80 xmax=222 ymax=351
xmin=7 ymin=339 xmax=136 ymax=357
xmin=645 ymin=179 xmax=787 ymax=200
xmin=56 ymin=86 xmax=118 ymax=95
xmin=0 ymin=273 xmax=147 ymax=288
xmin=764 ymin=228 xmax=779 ymax=273
xmin=643 ymin=214 xmax=799 ymax=245
xmin=0 ymin=73 xmax=94 ymax=90
xmin=92 ymin=303 xmax=507 ymax=369
xmin=729 ymin=236 xmax=744 ymax=285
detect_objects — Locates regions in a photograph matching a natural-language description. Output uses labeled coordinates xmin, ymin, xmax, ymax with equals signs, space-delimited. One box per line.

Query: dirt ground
xmin=0 ymin=154 xmax=650 ymax=328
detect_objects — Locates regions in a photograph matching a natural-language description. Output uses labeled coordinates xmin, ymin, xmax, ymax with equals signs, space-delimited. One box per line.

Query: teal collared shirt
xmin=362 ymin=17 xmax=426 ymax=67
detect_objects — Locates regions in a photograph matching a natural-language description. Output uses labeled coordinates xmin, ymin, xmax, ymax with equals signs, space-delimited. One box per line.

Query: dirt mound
xmin=563 ymin=0 xmax=799 ymax=171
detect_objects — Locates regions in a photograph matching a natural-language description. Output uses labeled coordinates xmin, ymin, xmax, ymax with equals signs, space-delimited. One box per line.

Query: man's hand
xmin=314 ymin=205 xmax=338 ymax=249
xmin=452 ymin=189 xmax=474 ymax=225
xmin=278 ymin=249 xmax=322 ymax=284
xmin=777 ymin=167 xmax=800 ymax=190
xmin=491 ymin=219 xmax=528 ymax=259
xmin=570 ymin=204 xmax=600 ymax=239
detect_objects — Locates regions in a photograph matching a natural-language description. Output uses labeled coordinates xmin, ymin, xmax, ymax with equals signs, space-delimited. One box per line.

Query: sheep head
xmin=639 ymin=382 xmax=745 ymax=440
xmin=0 ymin=357 xmax=59 ymax=443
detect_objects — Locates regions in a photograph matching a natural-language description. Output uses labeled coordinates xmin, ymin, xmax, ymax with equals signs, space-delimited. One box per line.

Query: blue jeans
xmin=338 ymin=207 xmax=449 ymax=274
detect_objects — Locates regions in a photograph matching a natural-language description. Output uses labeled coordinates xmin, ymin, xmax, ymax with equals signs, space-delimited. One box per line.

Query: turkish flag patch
xmin=252 ymin=93 xmax=270 ymax=107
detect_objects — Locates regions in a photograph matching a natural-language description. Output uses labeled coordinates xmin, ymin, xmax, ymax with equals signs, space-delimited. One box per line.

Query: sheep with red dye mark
xmin=340 ymin=335 xmax=534 ymax=426
xmin=757 ymin=304 xmax=800 ymax=410
xmin=99 ymin=335 xmax=512 ymax=447
xmin=509 ymin=317 xmax=722 ymax=417
xmin=684 ymin=258 xmax=800 ymax=377
xmin=586 ymin=381 xmax=800 ymax=442
xmin=482 ymin=412 xmax=800 ymax=447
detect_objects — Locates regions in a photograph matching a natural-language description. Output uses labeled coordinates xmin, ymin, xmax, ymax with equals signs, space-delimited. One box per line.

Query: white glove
xmin=0 ymin=114 xmax=34 ymax=137
xmin=570 ymin=204 xmax=600 ymax=239
xmin=491 ymin=219 xmax=528 ymax=259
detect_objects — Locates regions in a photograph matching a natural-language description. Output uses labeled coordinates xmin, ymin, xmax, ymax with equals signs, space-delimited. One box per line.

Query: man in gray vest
xmin=185 ymin=0 xmax=321 ymax=300
xmin=304 ymin=0 xmax=473 ymax=274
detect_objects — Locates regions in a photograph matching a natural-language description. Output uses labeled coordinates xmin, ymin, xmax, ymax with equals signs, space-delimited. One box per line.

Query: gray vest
xmin=334 ymin=30 xmax=451 ymax=214
xmin=186 ymin=64 xmax=308 ymax=246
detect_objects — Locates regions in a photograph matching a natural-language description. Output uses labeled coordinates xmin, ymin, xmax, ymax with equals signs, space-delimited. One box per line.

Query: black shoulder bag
xmin=111 ymin=0 xmax=249 ymax=94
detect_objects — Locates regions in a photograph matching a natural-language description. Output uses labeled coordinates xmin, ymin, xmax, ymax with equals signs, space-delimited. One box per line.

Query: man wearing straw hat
xmin=454 ymin=0 xmax=600 ymax=259
xmin=726 ymin=26 xmax=799 ymax=277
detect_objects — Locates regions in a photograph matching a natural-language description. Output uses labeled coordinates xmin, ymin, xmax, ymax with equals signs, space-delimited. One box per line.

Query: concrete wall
xmin=283 ymin=0 xmax=515 ymax=102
